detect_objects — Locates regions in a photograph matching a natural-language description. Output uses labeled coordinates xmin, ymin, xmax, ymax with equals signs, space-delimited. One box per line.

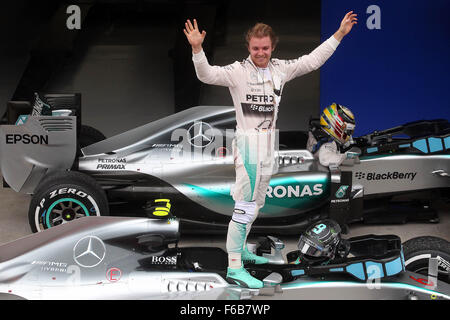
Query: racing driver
xmin=307 ymin=103 xmax=358 ymax=167
xmin=184 ymin=12 xmax=358 ymax=288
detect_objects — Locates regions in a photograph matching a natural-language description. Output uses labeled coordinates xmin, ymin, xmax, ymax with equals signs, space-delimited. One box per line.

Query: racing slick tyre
xmin=403 ymin=236 xmax=450 ymax=284
xmin=79 ymin=125 xmax=106 ymax=148
xmin=29 ymin=171 xmax=109 ymax=233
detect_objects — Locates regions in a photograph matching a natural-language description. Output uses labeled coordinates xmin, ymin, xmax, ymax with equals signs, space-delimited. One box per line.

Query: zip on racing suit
xmin=192 ymin=35 xmax=341 ymax=269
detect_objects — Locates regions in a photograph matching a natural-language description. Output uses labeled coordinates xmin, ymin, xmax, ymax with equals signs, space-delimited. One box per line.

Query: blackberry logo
xmin=355 ymin=172 xmax=366 ymax=179
xmin=355 ymin=171 xmax=417 ymax=181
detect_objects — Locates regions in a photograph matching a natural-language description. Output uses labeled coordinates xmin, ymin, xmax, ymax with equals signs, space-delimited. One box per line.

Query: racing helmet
xmin=298 ymin=220 xmax=342 ymax=259
xmin=320 ymin=103 xmax=355 ymax=145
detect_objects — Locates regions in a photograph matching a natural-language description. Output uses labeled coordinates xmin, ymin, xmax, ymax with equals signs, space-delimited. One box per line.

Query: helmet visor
xmin=298 ymin=235 xmax=324 ymax=257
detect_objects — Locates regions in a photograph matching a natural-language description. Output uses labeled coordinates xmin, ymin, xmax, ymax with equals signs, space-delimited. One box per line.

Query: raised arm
xmin=184 ymin=19 xmax=240 ymax=87
xmin=333 ymin=11 xmax=358 ymax=41
xmin=184 ymin=19 xmax=206 ymax=54
xmin=282 ymin=11 xmax=358 ymax=82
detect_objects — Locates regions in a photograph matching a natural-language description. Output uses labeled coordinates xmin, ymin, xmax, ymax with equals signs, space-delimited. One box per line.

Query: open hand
xmin=183 ymin=19 xmax=206 ymax=53
xmin=338 ymin=11 xmax=358 ymax=37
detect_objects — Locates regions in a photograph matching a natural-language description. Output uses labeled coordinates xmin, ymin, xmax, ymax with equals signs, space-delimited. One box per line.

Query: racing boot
xmin=226 ymin=265 xmax=264 ymax=289
xmin=241 ymin=245 xmax=269 ymax=265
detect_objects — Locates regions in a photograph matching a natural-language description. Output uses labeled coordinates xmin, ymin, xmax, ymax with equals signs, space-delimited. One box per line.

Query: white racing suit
xmin=307 ymin=132 xmax=347 ymax=167
xmin=307 ymin=131 xmax=359 ymax=167
xmin=192 ymin=36 xmax=341 ymax=265
xmin=226 ymin=129 xmax=276 ymax=264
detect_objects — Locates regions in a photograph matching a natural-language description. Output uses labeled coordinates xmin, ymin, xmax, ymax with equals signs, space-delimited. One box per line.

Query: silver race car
xmin=0 ymin=215 xmax=449 ymax=300
xmin=0 ymin=93 xmax=449 ymax=233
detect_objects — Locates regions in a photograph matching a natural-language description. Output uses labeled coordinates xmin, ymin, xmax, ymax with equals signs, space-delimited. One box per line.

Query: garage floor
xmin=1 ymin=173 xmax=449 ymax=254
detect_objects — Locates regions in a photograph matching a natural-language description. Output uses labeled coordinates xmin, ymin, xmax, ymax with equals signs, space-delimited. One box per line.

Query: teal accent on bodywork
xmin=184 ymin=174 xmax=330 ymax=213
xmin=330 ymin=268 xmax=344 ymax=272
xmin=291 ymin=270 xmax=305 ymax=276
xmin=360 ymin=154 xmax=393 ymax=160
xmin=335 ymin=185 xmax=349 ymax=199
xmin=445 ymin=136 xmax=450 ymax=149
xmin=346 ymin=263 xmax=365 ymax=280
xmin=365 ymin=262 xmax=385 ymax=278
xmin=46 ymin=198 xmax=89 ymax=228
xmin=270 ymin=175 xmax=328 ymax=185
xmin=412 ymin=139 xmax=428 ymax=153
xmin=183 ymin=183 xmax=235 ymax=207
xmin=15 ymin=115 xmax=29 ymax=125
xmin=428 ymin=137 xmax=443 ymax=153
xmin=399 ymin=143 xmax=410 ymax=148
xmin=366 ymin=147 xmax=378 ymax=153
xmin=281 ymin=281 xmax=447 ymax=297
xmin=264 ymin=176 xmax=330 ymax=211
xmin=385 ymin=257 xmax=404 ymax=276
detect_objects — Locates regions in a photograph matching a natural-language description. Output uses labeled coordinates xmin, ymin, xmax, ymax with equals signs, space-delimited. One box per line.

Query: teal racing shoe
xmin=241 ymin=247 xmax=269 ymax=265
xmin=226 ymin=266 xmax=264 ymax=289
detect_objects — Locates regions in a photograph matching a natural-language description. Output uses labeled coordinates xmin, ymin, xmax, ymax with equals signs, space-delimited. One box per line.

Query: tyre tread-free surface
xmin=403 ymin=236 xmax=450 ymax=258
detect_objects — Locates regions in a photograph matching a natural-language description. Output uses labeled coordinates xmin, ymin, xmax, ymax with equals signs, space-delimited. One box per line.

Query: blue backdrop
xmin=320 ymin=0 xmax=450 ymax=136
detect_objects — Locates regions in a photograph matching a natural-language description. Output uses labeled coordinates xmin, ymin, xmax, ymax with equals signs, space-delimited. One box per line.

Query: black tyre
xmin=403 ymin=236 xmax=450 ymax=283
xmin=29 ymin=171 xmax=109 ymax=233
xmin=79 ymin=125 xmax=106 ymax=148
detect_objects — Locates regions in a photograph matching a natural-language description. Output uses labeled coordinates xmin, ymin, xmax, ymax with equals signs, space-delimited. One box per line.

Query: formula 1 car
xmin=0 ymin=215 xmax=449 ymax=300
xmin=0 ymin=93 xmax=449 ymax=233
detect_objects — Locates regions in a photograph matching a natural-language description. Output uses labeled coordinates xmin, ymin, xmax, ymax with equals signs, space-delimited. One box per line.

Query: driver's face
xmin=248 ymin=36 xmax=274 ymax=68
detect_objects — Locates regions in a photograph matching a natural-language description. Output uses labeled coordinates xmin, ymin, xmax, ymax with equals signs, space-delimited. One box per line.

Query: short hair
xmin=245 ymin=23 xmax=279 ymax=48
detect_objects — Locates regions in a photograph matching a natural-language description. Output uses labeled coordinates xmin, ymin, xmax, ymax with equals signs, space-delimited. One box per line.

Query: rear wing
xmin=0 ymin=115 xmax=77 ymax=193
